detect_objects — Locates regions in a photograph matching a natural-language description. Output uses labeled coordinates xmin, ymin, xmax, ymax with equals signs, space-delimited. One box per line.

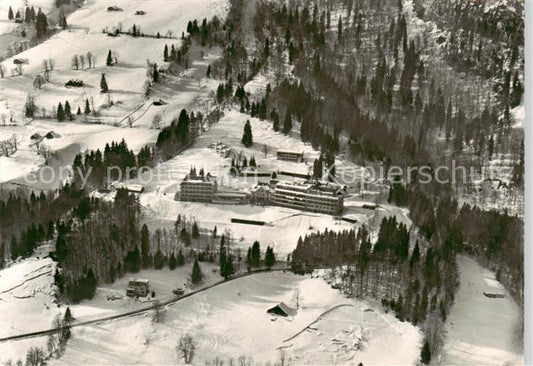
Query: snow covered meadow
xmin=1 ymin=261 xmax=424 ymax=366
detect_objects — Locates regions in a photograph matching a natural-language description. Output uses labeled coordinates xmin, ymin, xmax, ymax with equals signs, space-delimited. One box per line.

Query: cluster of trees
xmin=245 ymin=241 xmax=275 ymax=270
xmin=155 ymin=109 xmax=202 ymax=160
xmin=312 ymin=151 xmax=335 ymax=181
xmin=407 ymin=187 xmax=523 ymax=302
xmin=71 ymin=139 xmax=136 ymax=187
xmin=69 ymin=108 xmax=201 ymax=190
xmin=0 ymin=134 xmax=19 ymax=157
xmin=35 ymin=8 xmax=48 ymax=39
xmin=8 ymin=221 xmax=51 ymax=262
xmin=291 ymin=222 xmax=458 ymax=359
xmin=219 ymin=234 xmax=235 ymax=279
xmin=229 ymin=154 xmax=257 ymax=175
xmin=0 ymin=186 xmax=87 ymax=268
xmin=70 ymin=52 xmax=95 ymax=70
xmin=8 ymin=5 xmax=37 ymax=23
xmin=52 ymin=189 xmax=140 ymax=302
xmin=56 ymin=101 xmax=73 ymax=121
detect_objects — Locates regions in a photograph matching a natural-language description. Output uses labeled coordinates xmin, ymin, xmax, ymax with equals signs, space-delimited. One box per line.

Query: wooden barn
xmin=267 ymin=302 xmax=295 ymax=317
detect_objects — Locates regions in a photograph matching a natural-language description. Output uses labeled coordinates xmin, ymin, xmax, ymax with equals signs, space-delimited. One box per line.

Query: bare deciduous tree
xmin=25 ymin=347 xmax=44 ymax=366
xmin=176 ymin=334 xmax=196 ymax=364
xmin=152 ymin=113 xmax=162 ymax=129
xmin=86 ymin=52 xmax=93 ymax=69
xmin=152 ymin=301 xmax=165 ymax=323
xmin=71 ymin=55 xmax=79 ymax=70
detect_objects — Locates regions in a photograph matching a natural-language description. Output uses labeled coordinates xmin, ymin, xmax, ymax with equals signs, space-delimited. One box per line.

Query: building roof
xmin=277 ymin=150 xmax=303 ymax=155
xmin=267 ymin=302 xmax=294 ymax=316
xmin=128 ymin=278 xmax=149 ymax=284
xmin=251 ymin=185 xmax=271 ymax=193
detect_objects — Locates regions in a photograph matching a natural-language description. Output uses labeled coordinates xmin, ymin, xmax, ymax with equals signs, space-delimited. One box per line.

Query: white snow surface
xmin=44 ymin=273 xmax=421 ymax=365
xmin=441 ymin=256 xmax=523 ymax=366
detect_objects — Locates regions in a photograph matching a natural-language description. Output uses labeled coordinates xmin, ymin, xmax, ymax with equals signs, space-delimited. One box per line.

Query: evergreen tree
xmin=313 ymin=158 xmax=323 ymax=179
xmin=282 ymin=112 xmax=292 ymax=134
xmin=100 ymin=73 xmax=108 ymax=93
xmin=152 ymin=63 xmax=159 ymax=82
xmin=141 ymin=224 xmax=151 ymax=268
xmin=124 ymin=247 xmax=141 ymax=272
xmin=8 ymin=6 xmax=14 ymax=20
xmin=222 ymin=255 xmax=234 ymax=279
xmin=265 ymin=246 xmax=275 ymax=268
xmin=84 ymin=99 xmax=91 ymax=114
xmin=153 ymin=250 xmax=165 ymax=269
xmin=64 ymin=306 xmax=73 ymax=325
xmin=57 ymin=102 xmax=65 ymax=122
xmin=35 ymin=10 xmax=48 ymax=39
xmin=163 ymin=44 xmax=169 ymax=62
xmin=242 ymin=120 xmax=253 ymax=147
xmin=264 ymin=37 xmax=270 ymax=58
xmin=271 ymin=109 xmax=280 ymax=131
xmin=251 ymin=241 xmax=260 ymax=267
xmin=64 ymin=101 xmax=72 ymax=120
xmin=106 ymin=50 xmax=113 ymax=66
xmin=420 ymin=340 xmax=431 ymax=364
xmin=177 ymin=249 xmax=185 ymax=266
xmin=168 ymin=252 xmax=177 ymax=270
xmin=192 ymin=222 xmax=200 ymax=238
xmin=25 ymin=7 xmax=32 ymax=23
xmin=191 ymin=259 xmax=203 ymax=284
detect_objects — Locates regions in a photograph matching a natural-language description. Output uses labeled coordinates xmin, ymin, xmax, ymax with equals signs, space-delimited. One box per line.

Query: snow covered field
xmin=0 ymin=244 xmax=59 ymax=363
xmin=441 ymin=256 xmax=523 ymax=365
xmin=0 ymin=253 xmax=220 ymax=364
xmin=44 ymin=273 xmax=420 ymax=365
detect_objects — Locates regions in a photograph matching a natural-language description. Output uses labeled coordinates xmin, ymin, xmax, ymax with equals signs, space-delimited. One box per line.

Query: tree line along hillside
xmin=207 ymin=0 xmax=523 ymax=299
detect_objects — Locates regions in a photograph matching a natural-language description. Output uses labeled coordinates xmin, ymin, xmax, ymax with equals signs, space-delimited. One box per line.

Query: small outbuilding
xmin=267 ymin=302 xmax=295 ymax=317
xmin=45 ymin=131 xmax=61 ymax=139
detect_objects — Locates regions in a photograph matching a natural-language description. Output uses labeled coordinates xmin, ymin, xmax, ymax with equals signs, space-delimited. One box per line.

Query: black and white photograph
xmin=0 ymin=0 xmax=529 ymax=365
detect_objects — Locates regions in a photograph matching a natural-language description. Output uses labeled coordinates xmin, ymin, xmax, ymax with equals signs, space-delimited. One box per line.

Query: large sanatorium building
xmin=179 ymin=168 xmax=217 ymax=202
xmin=179 ymin=169 xmax=343 ymax=215
xmin=271 ymin=181 xmax=343 ymax=215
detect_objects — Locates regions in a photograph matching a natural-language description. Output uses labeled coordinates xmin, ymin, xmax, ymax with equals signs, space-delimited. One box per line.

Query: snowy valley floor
xmin=441 ymin=256 xmax=523 ymax=366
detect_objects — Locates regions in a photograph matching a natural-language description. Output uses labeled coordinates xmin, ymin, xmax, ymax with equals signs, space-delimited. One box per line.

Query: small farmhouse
xmin=126 ymin=279 xmax=149 ymax=297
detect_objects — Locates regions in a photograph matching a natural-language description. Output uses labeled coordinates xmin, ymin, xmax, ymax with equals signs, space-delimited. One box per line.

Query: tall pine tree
xmin=100 ymin=73 xmax=108 ymax=93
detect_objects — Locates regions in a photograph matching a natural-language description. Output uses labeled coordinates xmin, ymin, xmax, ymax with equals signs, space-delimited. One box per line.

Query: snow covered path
xmin=441 ymin=256 xmax=523 ymax=365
